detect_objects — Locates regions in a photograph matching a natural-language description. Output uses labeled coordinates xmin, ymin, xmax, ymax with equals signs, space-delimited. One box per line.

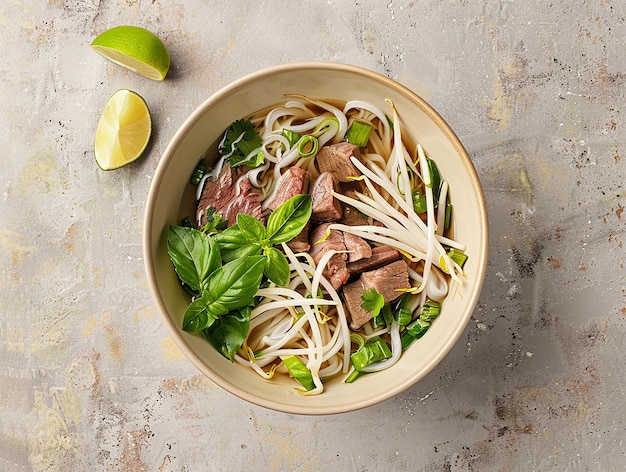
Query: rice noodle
xmin=194 ymin=96 xmax=466 ymax=393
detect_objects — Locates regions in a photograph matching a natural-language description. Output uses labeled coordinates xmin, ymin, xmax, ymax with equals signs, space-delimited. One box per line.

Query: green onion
xmin=190 ymin=160 xmax=207 ymax=185
xmin=444 ymin=203 xmax=452 ymax=230
xmin=382 ymin=304 xmax=392 ymax=324
xmin=350 ymin=333 xmax=365 ymax=350
xmin=447 ymin=248 xmax=468 ymax=269
xmin=412 ymin=188 xmax=428 ymax=213
xmin=419 ymin=300 xmax=441 ymax=323
xmin=344 ymin=369 xmax=364 ymax=383
xmin=312 ymin=117 xmax=340 ymax=136
xmin=401 ymin=332 xmax=417 ymax=350
xmin=426 ymin=158 xmax=442 ymax=198
xmin=394 ymin=307 xmax=413 ymax=326
xmin=372 ymin=312 xmax=386 ymax=328
xmin=280 ymin=355 xmax=315 ymax=391
xmin=371 ymin=303 xmax=393 ymax=328
xmin=345 ymin=119 xmax=374 ymax=147
xmin=401 ymin=300 xmax=441 ymax=350
xmin=297 ymin=135 xmax=319 ymax=158
xmin=281 ymin=128 xmax=301 ymax=147
xmin=405 ymin=318 xmax=431 ymax=340
xmin=350 ymin=336 xmax=393 ymax=372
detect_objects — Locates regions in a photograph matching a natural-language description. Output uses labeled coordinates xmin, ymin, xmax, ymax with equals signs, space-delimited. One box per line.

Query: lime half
xmin=94 ymin=89 xmax=152 ymax=170
xmin=91 ymin=25 xmax=170 ymax=81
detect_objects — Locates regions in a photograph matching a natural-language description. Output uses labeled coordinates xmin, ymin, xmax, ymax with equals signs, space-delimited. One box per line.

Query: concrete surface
xmin=1 ymin=1 xmax=625 ymax=471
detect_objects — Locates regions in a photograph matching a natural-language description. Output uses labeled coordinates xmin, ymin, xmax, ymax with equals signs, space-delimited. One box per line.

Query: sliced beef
xmin=316 ymin=142 xmax=362 ymax=182
xmin=343 ymin=232 xmax=372 ymax=263
xmin=286 ymin=221 xmax=311 ymax=253
xmin=310 ymin=172 xmax=342 ymax=222
xmin=342 ymin=280 xmax=371 ymax=330
xmin=343 ymin=259 xmax=411 ymax=329
xmin=308 ymin=223 xmax=349 ymax=290
xmin=360 ymin=260 xmax=410 ymax=302
xmin=196 ymin=165 xmax=264 ymax=227
xmin=266 ymin=166 xmax=310 ymax=211
xmin=346 ymin=245 xmax=401 ymax=275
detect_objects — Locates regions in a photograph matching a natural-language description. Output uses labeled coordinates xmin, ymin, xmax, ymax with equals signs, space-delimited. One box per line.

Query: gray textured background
xmin=1 ymin=1 xmax=624 ymax=471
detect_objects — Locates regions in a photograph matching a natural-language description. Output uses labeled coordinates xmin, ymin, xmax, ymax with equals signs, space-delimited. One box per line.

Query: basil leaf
xmin=182 ymin=294 xmax=218 ymax=332
xmin=263 ymin=246 xmax=290 ymax=286
xmin=167 ymin=226 xmax=221 ymax=291
xmin=202 ymin=306 xmax=251 ymax=360
xmin=265 ymin=194 xmax=312 ymax=244
xmin=203 ymin=255 xmax=265 ymax=317
xmin=214 ymin=224 xmax=262 ymax=262
xmin=237 ymin=213 xmax=267 ymax=244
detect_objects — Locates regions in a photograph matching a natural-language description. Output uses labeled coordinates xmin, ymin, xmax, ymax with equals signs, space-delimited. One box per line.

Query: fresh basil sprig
xmin=168 ymin=224 xmax=266 ymax=333
xmin=167 ymin=193 xmax=313 ymax=357
xmin=202 ymin=306 xmax=251 ymax=360
xmin=167 ymin=226 xmax=221 ymax=292
xmin=214 ymin=194 xmax=312 ymax=286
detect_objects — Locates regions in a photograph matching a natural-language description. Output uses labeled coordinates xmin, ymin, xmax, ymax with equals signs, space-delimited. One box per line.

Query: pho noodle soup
xmin=166 ymin=96 xmax=467 ymax=395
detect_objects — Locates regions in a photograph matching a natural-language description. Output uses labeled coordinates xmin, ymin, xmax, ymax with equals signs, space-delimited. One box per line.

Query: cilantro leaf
xmin=219 ymin=119 xmax=264 ymax=168
xmin=200 ymin=207 xmax=228 ymax=235
xmin=361 ymin=288 xmax=385 ymax=318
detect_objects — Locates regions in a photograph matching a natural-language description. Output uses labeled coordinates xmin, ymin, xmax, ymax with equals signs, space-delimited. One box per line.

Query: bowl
xmin=143 ymin=62 xmax=488 ymax=415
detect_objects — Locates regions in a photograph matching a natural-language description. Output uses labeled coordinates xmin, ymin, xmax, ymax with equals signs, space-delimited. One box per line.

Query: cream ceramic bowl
xmin=143 ymin=62 xmax=488 ymax=415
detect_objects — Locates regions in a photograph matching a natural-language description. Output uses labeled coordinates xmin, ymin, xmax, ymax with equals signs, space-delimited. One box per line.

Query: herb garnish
xmin=219 ymin=119 xmax=265 ymax=168
xmin=167 ymin=194 xmax=312 ymax=360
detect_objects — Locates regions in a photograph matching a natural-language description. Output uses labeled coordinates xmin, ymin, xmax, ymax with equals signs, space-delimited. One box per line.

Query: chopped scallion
xmin=395 ymin=307 xmax=413 ymax=326
xmin=312 ymin=117 xmax=340 ymax=136
xmin=419 ymin=300 xmax=441 ymax=323
xmin=426 ymin=158 xmax=442 ymax=199
xmin=344 ymin=369 xmax=364 ymax=383
xmin=444 ymin=203 xmax=452 ymax=230
xmin=297 ymin=135 xmax=319 ymax=158
xmin=350 ymin=333 xmax=365 ymax=350
xmin=372 ymin=312 xmax=386 ymax=328
xmin=190 ymin=160 xmax=207 ymax=185
xmin=382 ymin=304 xmax=393 ymax=325
xmin=412 ymin=188 xmax=428 ymax=213
xmin=350 ymin=336 xmax=393 ymax=372
xmin=345 ymin=119 xmax=374 ymax=147
xmin=281 ymin=128 xmax=301 ymax=147
xmin=281 ymin=355 xmax=315 ymax=391
xmin=447 ymin=248 xmax=468 ymax=269
xmin=405 ymin=318 xmax=431 ymax=340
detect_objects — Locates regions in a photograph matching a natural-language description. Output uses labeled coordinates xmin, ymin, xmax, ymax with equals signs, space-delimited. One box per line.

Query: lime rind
xmin=94 ymin=89 xmax=152 ymax=171
xmin=90 ymin=26 xmax=170 ymax=81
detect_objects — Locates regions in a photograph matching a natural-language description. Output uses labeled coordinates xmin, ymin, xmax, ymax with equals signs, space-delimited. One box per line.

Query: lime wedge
xmin=94 ymin=89 xmax=152 ymax=170
xmin=91 ymin=25 xmax=170 ymax=81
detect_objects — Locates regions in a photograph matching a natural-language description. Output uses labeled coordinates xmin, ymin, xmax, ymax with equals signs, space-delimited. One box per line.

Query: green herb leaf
xmin=361 ymin=288 xmax=385 ymax=318
xmin=281 ymin=355 xmax=315 ymax=391
xmin=263 ymin=246 xmax=290 ymax=286
xmin=203 ymin=255 xmax=266 ymax=318
xmin=202 ymin=306 xmax=251 ymax=360
xmin=182 ymin=293 xmax=218 ymax=332
xmin=266 ymin=194 xmax=312 ymax=244
xmin=237 ymin=213 xmax=267 ymax=244
xmin=200 ymin=207 xmax=227 ymax=235
xmin=167 ymin=226 xmax=221 ymax=292
xmin=219 ymin=119 xmax=264 ymax=168
xmin=214 ymin=224 xmax=263 ymax=263
xmin=426 ymin=157 xmax=442 ymax=201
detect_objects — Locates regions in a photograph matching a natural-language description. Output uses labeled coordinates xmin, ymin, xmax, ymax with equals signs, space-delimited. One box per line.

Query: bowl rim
xmin=142 ymin=60 xmax=488 ymax=415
